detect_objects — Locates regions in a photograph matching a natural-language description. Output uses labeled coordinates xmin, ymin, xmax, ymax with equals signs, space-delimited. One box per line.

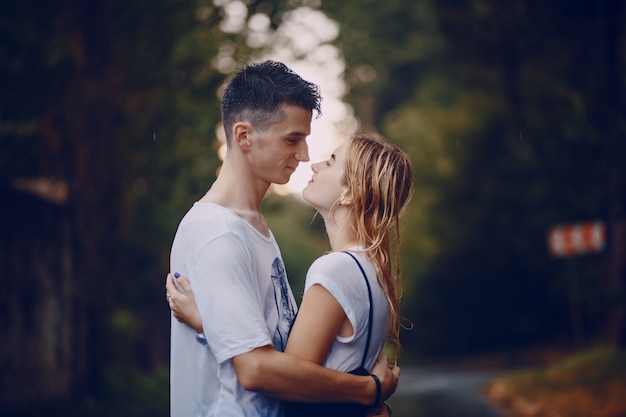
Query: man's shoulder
xmin=179 ymin=202 xmax=243 ymax=231
xmin=178 ymin=203 xmax=270 ymax=254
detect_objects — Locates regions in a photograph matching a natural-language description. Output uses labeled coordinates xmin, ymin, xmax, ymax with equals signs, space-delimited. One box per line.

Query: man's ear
xmin=233 ymin=122 xmax=251 ymax=149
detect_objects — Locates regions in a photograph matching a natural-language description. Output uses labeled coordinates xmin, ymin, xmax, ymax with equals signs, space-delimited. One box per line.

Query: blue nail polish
xmin=174 ymin=272 xmax=180 ymax=279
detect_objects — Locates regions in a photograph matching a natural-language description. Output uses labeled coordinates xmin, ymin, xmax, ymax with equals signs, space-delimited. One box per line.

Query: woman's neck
xmin=322 ymin=210 xmax=359 ymax=252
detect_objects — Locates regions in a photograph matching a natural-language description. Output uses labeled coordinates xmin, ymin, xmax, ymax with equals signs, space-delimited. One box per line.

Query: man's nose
xmin=296 ymin=141 xmax=309 ymax=162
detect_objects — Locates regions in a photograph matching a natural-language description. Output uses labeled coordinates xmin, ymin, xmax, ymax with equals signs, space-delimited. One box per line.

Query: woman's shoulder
xmin=310 ymin=250 xmax=355 ymax=268
xmin=308 ymin=251 xmax=371 ymax=280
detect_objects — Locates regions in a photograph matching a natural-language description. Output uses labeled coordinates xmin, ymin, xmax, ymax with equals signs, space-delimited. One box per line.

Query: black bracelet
xmin=370 ymin=374 xmax=382 ymax=407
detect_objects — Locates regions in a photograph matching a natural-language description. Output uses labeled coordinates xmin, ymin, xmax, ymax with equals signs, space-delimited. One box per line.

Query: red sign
xmin=547 ymin=221 xmax=606 ymax=258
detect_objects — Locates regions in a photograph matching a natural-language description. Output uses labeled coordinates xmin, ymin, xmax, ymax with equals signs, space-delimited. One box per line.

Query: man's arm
xmin=167 ymin=272 xmax=400 ymax=406
xmin=232 ymin=345 xmax=399 ymax=406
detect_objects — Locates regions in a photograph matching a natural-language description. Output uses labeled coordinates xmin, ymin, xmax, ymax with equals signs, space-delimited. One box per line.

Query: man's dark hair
xmin=221 ymin=60 xmax=322 ymax=145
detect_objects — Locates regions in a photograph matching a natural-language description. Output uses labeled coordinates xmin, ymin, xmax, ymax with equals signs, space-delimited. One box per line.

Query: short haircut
xmin=221 ymin=60 xmax=322 ymax=145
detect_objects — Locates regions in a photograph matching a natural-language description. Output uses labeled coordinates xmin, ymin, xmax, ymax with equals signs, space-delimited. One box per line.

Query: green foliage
xmin=102 ymin=364 xmax=170 ymax=417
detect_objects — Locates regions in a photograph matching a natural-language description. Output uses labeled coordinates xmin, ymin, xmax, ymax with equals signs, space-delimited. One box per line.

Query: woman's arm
xmin=265 ymin=283 xmax=394 ymax=416
xmin=284 ymin=283 xmax=348 ymax=364
xmin=245 ymin=284 xmax=391 ymax=417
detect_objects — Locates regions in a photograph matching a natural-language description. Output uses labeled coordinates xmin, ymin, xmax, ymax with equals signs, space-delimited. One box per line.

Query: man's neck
xmin=199 ymin=159 xmax=271 ymax=237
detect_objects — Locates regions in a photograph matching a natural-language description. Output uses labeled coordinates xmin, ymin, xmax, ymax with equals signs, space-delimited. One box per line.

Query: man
xmin=168 ymin=60 xmax=398 ymax=417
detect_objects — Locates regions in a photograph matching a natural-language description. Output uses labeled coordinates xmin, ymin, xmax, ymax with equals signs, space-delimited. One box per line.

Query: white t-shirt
xmin=303 ymin=249 xmax=390 ymax=373
xmin=170 ymin=202 xmax=297 ymax=417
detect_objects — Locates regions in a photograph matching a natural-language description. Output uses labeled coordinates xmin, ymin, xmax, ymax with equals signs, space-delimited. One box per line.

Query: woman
xmin=167 ymin=133 xmax=413 ymax=416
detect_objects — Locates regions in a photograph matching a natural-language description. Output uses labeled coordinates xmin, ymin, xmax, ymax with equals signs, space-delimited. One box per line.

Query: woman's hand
xmin=165 ymin=273 xmax=204 ymax=333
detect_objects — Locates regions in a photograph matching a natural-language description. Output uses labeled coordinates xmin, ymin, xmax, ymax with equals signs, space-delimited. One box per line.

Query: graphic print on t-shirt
xmin=270 ymin=257 xmax=295 ymax=351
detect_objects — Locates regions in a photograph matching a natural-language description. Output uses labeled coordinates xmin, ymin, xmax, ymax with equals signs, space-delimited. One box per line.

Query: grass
xmin=484 ymin=346 xmax=626 ymax=417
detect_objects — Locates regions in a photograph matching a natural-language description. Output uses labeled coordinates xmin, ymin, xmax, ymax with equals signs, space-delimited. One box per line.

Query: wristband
xmin=370 ymin=374 xmax=382 ymax=408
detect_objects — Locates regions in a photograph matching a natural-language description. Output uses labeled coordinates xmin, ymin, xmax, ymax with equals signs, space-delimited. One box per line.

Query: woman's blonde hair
xmin=339 ymin=133 xmax=413 ymax=361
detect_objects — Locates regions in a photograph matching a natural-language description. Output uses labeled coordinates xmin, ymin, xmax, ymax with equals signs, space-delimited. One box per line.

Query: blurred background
xmin=1 ymin=0 xmax=624 ymax=416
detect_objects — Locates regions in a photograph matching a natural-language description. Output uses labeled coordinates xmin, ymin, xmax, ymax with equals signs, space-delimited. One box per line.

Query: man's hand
xmin=371 ymin=353 xmax=400 ymax=402
xmin=166 ymin=273 xmax=203 ymax=333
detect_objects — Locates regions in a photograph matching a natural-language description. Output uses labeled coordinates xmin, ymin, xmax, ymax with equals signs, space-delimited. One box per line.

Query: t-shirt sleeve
xmin=192 ymin=232 xmax=273 ymax=364
xmin=303 ymin=253 xmax=369 ymax=343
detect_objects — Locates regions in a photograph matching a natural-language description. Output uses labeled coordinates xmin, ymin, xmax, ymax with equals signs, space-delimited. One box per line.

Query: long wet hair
xmin=338 ymin=133 xmax=413 ymax=361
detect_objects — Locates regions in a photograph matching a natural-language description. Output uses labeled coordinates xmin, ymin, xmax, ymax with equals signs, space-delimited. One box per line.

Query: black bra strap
xmin=343 ymin=251 xmax=374 ymax=370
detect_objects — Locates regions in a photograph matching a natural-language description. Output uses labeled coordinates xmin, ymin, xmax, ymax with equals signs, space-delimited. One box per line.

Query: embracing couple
xmin=165 ymin=60 xmax=413 ymax=417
